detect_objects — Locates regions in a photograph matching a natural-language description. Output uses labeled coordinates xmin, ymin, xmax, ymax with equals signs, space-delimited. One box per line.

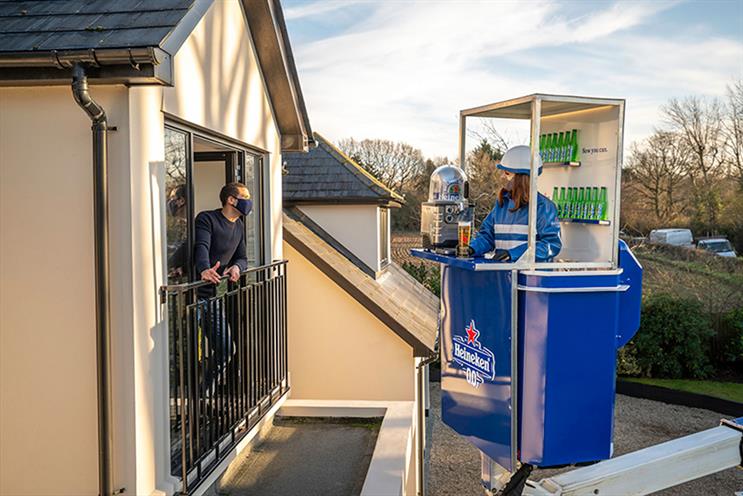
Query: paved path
xmin=428 ymin=382 xmax=743 ymax=496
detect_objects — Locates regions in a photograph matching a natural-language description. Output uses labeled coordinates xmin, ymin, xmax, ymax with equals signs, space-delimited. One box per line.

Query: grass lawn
xmin=622 ymin=377 xmax=743 ymax=403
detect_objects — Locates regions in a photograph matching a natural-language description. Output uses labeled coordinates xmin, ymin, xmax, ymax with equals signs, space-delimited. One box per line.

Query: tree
xmin=337 ymin=138 xmax=425 ymax=193
xmin=393 ymin=157 xmax=449 ymax=231
xmin=468 ymin=121 xmax=510 ymax=160
xmin=626 ymin=131 xmax=690 ymax=224
xmin=467 ymin=139 xmax=505 ymax=224
xmin=722 ymin=79 xmax=743 ymax=188
xmin=662 ymin=97 xmax=725 ymax=228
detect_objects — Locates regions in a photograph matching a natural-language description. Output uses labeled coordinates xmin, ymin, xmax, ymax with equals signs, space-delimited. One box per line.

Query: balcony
xmin=160 ymin=261 xmax=289 ymax=494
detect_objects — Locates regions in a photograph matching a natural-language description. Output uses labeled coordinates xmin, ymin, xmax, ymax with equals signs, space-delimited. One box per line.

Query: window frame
xmin=379 ymin=206 xmax=390 ymax=268
xmin=164 ymin=120 xmax=269 ymax=278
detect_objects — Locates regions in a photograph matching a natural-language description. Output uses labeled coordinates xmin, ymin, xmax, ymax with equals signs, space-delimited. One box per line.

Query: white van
xmin=648 ymin=228 xmax=694 ymax=248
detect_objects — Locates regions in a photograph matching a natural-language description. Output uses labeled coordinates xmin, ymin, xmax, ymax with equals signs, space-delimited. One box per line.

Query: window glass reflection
xmin=242 ymin=154 xmax=260 ymax=267
xmin=165 ymin=128 xmax=189 ymax=284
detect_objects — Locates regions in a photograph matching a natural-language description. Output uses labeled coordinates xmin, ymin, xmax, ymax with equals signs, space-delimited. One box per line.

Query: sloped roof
xmin=283 ymin=209 xmax=437 ymax=355
xmin=0 ymin=0 xmax=196 ymax=52
xmin=0 ymin=0 xmax=313 ymax=150
xmin=284 ymin=133 xmax=404 ymax=206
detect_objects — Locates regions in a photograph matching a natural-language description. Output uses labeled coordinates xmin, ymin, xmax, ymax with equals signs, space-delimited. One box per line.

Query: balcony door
xmin=164 ymin=126 xmax=265 ymax=285
xmin=163 ymin=124 xmax=267 ymax=477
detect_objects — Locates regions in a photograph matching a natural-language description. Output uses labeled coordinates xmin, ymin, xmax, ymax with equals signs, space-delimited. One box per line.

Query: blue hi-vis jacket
xmin=469 ymin=191 xmax=562 ymax=262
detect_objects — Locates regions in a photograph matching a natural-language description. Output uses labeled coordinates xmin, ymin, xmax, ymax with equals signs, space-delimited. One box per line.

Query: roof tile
xmin=0 ymin=0 xmax=195 ymax=52
xmin=283 ymin=133 xmax=404 ymax=205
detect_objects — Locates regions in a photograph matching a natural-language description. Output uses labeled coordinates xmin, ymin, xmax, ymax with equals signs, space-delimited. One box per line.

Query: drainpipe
xmin=72 ymin=63 xmax=114 ymax=496
xmin=416 ymin=352 xmax=438 ymax=496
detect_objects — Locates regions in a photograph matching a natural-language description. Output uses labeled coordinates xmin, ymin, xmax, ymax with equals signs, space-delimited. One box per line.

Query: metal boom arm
xmin=521 ymin=418 xmax=743 ymax=496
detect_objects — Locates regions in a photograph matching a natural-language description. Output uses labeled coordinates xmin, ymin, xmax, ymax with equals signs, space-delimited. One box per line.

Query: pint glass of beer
xmin=457 ymin=220 xmax=472 ymax=257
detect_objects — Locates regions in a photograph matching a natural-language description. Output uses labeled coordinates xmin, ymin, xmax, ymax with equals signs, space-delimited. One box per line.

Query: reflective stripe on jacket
xmin=469 ymin=191 xmax=562 ymax=262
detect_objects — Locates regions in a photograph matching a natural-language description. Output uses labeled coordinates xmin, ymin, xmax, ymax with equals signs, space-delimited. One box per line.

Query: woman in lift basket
xmin=468 ymin=145 xmax=562 ymax=262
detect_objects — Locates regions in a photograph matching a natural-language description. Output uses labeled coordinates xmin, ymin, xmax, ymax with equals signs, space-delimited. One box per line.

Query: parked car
xmin=696 ymin=238 xmax=738 ymax=258
xmin=648 ymin=228 xmax=694 ymax=248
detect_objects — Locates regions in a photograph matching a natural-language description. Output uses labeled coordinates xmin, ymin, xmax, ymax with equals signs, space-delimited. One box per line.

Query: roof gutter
xmin=0 ymin=47 xmax=172 ymax=85
xmin=71 ymin=63 xmax=116 ymax=496
xmin=0 ymin=47 xmax=160 ymax=68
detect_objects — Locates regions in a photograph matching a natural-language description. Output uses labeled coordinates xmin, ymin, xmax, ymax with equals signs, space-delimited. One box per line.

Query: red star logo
xmin=466 ymin=321 xmax=478 ymax=344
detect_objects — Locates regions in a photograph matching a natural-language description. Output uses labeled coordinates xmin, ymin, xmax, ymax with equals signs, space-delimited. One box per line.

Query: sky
xmin=283 ymin=0 xmax=743 ymax=159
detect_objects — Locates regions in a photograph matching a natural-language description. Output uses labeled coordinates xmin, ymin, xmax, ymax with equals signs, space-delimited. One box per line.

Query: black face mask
xmin=235 ymin=198 xmax=253 ymax=216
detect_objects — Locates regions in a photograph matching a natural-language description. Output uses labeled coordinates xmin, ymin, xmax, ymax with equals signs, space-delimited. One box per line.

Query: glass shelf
xmin=559 ymin=218 xmax=610 ymax=225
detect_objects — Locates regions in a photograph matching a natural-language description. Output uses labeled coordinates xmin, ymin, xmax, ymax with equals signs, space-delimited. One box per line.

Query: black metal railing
xmin=160 ymin=261 xmax=289 ymax=494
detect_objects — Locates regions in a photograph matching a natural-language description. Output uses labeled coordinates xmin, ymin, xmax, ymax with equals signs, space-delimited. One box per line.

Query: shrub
xmin=632 ymin=293 xmax=715 ymax=379
xmin=616 ymin=344 xmax=641 ymax=376
xmin=716 ymin=307 xmax=743 ymax=365
xmin=402 ymin=261 xmax=441 ymax=297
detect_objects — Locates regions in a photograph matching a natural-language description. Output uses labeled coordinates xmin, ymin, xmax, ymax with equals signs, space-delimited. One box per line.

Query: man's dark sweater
xmin=194 ymin=209 xmax=248 ymax=277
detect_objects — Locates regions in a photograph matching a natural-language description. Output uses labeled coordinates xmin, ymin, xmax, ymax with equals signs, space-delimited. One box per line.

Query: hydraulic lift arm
xmin=520 ymin=417 xmax=743 ymax=496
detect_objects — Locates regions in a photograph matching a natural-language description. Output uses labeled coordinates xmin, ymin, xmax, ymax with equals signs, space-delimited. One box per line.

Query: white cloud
xmin=288 ymin=0 xmax=742 ymax=157
xmin=284 ymin=0 xmax=367 ymax=21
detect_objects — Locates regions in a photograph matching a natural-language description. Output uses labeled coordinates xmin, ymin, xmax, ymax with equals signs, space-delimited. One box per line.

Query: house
xmin=0 ymin=1 xmax=312 ymax=495
xmin=281 ymin=133 xmax=439 ymax=495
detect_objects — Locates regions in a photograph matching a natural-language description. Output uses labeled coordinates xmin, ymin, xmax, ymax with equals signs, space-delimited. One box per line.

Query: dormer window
xmin=379 ymin=207 xmax=390 ymax=268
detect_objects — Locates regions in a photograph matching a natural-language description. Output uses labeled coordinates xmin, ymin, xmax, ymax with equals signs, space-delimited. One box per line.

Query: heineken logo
xmin=452 ymin=320 xmax=495 ymax=388
xmin=434 ymin=181 xmax=462 ymax=200
xmin=582 ymin=146 xmax=609 ymax=156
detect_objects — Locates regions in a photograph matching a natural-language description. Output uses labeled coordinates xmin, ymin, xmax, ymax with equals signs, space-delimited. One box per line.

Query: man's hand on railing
xmin=224 ymin=265 xmax=241 ymax=282
xmin=201 ymin=261 xmax=221 ymax=284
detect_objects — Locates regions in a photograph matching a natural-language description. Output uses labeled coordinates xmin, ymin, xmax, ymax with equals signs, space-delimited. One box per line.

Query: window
xmin=164 ymin=128 xmax=190 ymax=285
xmin=164 ymin=125 xmax=265 ymax=285
xmin=379 ymin=207 xmax=390 ymax=267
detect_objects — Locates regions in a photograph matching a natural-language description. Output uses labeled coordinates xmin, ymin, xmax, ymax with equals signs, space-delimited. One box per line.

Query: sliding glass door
xmin=164 ymin=125 xmax=265 ymax=285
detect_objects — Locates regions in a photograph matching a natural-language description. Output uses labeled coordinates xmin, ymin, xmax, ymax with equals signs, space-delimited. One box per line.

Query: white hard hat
xmin=496 ymin=145 xmax=542 ymax=176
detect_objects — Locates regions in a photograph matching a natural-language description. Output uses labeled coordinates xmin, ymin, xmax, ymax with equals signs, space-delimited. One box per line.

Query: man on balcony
xmin=194 ymin=182 xmax=252 ymax=393
xmin=195 ymin=182 xmax=252 ymax=286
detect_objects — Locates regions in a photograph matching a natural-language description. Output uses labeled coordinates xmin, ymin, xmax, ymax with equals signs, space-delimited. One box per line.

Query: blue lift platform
xmin=412 ymin=94 xmax=742 ymax=495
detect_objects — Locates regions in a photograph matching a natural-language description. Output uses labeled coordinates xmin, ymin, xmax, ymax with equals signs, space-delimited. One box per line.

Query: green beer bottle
xmin=552 ymin=186 xmax=559 ymax=205
xmin=556 ymin=132 xmax=564 ymax=162
xmin=567 ymin=187 xmax=574 ymax=218
xmin=559 ymin=187 xmax=566 ymax=218
xmin=570 ymin=129 xmax=580 ymax=163
xmin=548 ymin=133 xmax=557 ymax=162
xmin=561 ymin=132 xmax=570 ymax=162
xmin=598 ymin=187 xmax=608 ymax=220
xmin=590 ymin=186 xmax=599 ymax=219
xmin=586 ymin=186 xmax=596 ymax=220
xmin=539 ymin=134 xmax=545 ymax=162
xmin=577 ymin=187 xmax=585 ymax=219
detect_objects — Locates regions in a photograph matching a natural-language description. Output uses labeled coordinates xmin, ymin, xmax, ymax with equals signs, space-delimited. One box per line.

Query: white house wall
xmin=283 ymin=242 xmax=415 ymax=400
xmin=1 ymin=1 xmax=288 ymax=494
xmin=297 ymin=204 xmax=381 ymax=273
xmin=0 ymin=85 xmax=130 ymax=496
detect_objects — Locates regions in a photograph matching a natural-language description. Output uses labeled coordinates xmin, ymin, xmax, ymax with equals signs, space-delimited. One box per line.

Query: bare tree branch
xmin=337 ymin=138 xmax=425 ymax=193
